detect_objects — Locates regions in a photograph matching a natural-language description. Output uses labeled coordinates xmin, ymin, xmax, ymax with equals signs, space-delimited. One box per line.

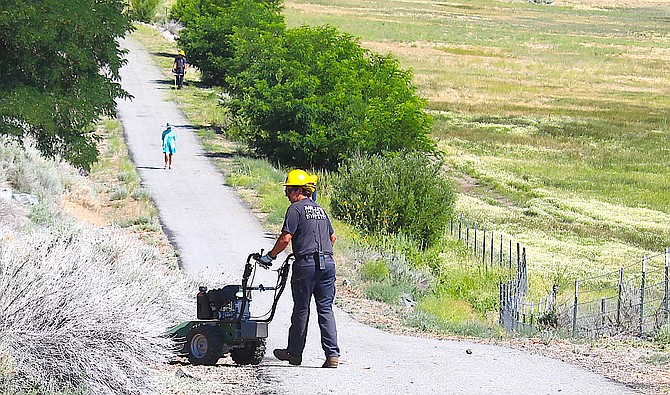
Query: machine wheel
xmin=231 ymin=339 xmax=266 ymax=365
xmin=186 ymin=325 xmax=223 ymax=365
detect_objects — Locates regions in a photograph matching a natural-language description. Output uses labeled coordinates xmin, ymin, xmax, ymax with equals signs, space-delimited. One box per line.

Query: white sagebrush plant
xmin=0 ymin=222 xmax=192 ymax=395
xmin=0 ymin=198 xmax=27 ymax=233
xmin=0 ymin=137 xmax=64 ymax=205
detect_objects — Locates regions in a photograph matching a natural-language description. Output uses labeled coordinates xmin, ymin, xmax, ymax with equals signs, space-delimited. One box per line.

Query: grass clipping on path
xmin=0 ymin=222 xmax=191 ymax=395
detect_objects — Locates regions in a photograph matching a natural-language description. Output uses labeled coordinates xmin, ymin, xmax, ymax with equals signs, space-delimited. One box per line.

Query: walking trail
xmin=115 ymin=37 xmax=638 ymax=395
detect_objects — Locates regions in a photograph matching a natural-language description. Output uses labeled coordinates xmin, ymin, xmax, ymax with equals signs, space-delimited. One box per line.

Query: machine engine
xmin=197 ymin=285 xmax=250 ymax=320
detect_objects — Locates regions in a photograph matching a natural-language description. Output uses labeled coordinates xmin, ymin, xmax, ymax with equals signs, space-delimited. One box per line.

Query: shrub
xmin=175 ymin=0 xmax=285 ymax=86
xmin=360 ymin=259 xmax=390 ymax=282
xmin=0 ymin=224 xmax=191 ymax=395
xmin=131 ymin=187 xmax=152 ymax=201
xmin=109 ymin=185 xmax=129 ymax=201
xmin=129 ymin=0 xmax=159 ymax=22
xmin=331 ymin=152 xmax=455 ymax=247
xmin=229 ymin=25 xmax=434 ymax=169
xmin=404 ymin=309 xmax=449 ymax=333
xmin=0 ymin=198 xmax=27 ymax=232
xmin=0 ymin=138 xmax=63 ymax=205
xmin=352 ymin=246 xmax=434 ymax=309
xmin=654 ymin=323 xmax=670 ymax=345
xmin=364 ymin=280 xmax=403 ymax=305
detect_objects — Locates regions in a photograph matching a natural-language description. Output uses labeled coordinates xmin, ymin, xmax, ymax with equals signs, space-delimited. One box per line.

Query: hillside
xmin=281 ymin=0 xmax=670 ymax=294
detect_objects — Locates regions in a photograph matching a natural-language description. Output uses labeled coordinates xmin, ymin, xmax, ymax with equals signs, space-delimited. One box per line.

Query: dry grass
xmin=283 ymin=0 xmax=670 ymax=289
xmin=0 ymin=222 xmax=191 ymax=395
xmin=0 ymin=125 xmax=190 ymax=395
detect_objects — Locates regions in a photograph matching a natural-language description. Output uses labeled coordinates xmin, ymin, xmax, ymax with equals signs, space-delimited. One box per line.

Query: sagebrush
xmin=0 ymin=222 xmax=191 ymax=395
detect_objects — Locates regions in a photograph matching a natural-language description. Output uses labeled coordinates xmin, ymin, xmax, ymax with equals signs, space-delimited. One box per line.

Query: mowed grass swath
xmin=283 ymin=0 xmax=670 ymax=284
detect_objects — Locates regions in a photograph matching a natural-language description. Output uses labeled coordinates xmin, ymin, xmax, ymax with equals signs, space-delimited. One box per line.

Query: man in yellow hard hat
xmin=172 ymin=50 xmax=188 ymax=89
xmin=256 ymin=169 xmax=340 ymax=368
xmin=308 ymin=174 xmax=318 ymax=202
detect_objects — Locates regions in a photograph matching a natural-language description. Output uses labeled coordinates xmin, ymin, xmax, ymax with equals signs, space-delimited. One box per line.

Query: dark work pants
xmin=174 ymin=72 xmax=184 ymax=88
xmin=287 ymin=255 xmax=340 ymax=358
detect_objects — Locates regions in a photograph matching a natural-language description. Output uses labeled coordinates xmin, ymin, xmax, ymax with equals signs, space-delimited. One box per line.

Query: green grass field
xmin=284 ymin=0 xmax=670 ymax=283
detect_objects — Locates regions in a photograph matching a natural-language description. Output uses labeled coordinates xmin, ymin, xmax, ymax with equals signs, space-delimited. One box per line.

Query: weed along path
xmin=115 ymin=37 xmax=637 ymax=395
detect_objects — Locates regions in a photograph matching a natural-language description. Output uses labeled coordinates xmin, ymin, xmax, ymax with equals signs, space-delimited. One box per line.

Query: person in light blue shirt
xmin=161 ymin=123 xmax=176 ymax=169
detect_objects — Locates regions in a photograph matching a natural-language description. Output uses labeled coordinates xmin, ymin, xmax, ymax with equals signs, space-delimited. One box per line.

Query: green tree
xmin=129 ymin=0 xmax=159 ymax=22
xmin=0 ymin=0 xmax=132 ymax=170
xmin=174 ymin=0 xmax=284 ymax=86
xmin=169 ymin=0 xmax=201 ymax=25
xmin=229 ymin=25 xmax=434 ymax=169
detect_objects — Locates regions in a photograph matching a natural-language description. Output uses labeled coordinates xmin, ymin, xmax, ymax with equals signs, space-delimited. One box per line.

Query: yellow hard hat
xmin=178 ymin=50 xmax=185 ymax=56
xmin=283 ymin=169 xmax=316 ymax=193
xmin=283 ymin=169 xmax=310 ymax=186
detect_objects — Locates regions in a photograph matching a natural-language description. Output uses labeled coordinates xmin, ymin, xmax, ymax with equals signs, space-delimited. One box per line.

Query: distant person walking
xmin=161 ymin=123 xmax=176 ymax=170
xmin=172 ymin=50 xmax=188 ymax=89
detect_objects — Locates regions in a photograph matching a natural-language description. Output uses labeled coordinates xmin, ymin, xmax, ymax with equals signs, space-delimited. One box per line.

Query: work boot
xmin=322 ymin=356 xmax=338 ymax=368
xmin=273 ymin=349 xmax=301 ymax=366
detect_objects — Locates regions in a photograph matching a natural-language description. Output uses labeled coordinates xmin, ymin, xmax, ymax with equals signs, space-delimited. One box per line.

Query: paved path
xmin=115 ymin=37 xmax=638 ymax=395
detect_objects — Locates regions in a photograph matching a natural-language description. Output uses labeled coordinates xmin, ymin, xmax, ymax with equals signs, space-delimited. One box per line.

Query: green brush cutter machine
xmin=168 ymin=252 xmax=291 ymax=365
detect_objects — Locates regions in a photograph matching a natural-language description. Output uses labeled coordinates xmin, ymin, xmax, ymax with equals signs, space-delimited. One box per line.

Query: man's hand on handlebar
xmin=254 ymin=252 xmax=275 ymax=269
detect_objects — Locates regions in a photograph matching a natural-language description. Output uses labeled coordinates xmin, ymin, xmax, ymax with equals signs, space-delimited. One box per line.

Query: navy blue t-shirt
xmin=281 ymin=198 xmax=334 ymax=257
xmin=174 ymin=56 xmax=187 ymax=72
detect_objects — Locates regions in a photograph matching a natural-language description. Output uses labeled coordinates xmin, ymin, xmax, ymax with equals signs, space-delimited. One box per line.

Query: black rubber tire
xmin=186 ymin=325 xmax=223 ymax=366
xmin=231 ymin=339 xmax=266 ymax=365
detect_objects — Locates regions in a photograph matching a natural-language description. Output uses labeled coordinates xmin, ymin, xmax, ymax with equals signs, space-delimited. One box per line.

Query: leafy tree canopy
xmin=0 ymin=0 xmax=133 ymax=170
xmin=173 ymin=0 xmax=285 ymax=86
xmin=172 ymin=1 xmax=432 ymax=170
xmin=229 ymin=25 xmax=434 ymax=169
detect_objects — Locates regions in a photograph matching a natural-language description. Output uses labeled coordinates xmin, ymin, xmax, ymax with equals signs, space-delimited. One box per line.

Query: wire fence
xmin=450 ymin=214 xmax=670 ymax=338
xmin=554 ymin=250 xmax=670 ymax=338
xmin=449 ymin=214 xmax=526 ymax=274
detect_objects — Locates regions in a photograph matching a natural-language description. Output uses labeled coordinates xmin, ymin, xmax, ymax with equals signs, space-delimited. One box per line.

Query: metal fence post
xmin=507 ymin=281 xmax=521 ymax=330
xmin=530 ymin=301 xmax=535 ymax=329
xmin=617 ymin=267 xmax=623 ymax=328
xmin=499 ymin=282 xmax=505 ymax=325
xmin=482 ymin=227 xmax=487 ymax=264
xmin=474 ymin=223 xmax=478 ymax=254
xmin=599 ymin=298 xmax=606 ymax=336
xmin=490 ymin=231 xmax=494 ymax=266
xmin=458 ymin=214 xmax=462 ymax=240
xmin=524 ymin=248 xmax=529 ymax=292
xmin=573 ymin=280 xmax=579 ymax=336
xmin=665 ymin=247 xmax=669 ymax=324
xmin=500 ymin=234 xmax=503 ymax=266
xmin=640 ymin=256 xmax=647 ymax=336
xmin=509 ymin=239 xmax=512 ymax=270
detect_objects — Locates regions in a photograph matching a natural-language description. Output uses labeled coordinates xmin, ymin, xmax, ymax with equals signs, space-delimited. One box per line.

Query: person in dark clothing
xmin=172 ymin=50 xmax=188 ymax=89
xmin=256 ymin=169 xmax=340 ymax=368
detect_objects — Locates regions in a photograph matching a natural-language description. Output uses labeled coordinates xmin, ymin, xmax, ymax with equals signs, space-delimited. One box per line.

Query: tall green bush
xmin=331 ymin=152 xmax=455 ymax=247
xmin=129 ymin=0 xmax=159 ymax=22
xmin=174 ymin=0 xmax=285 ymax=86
xmin=229 ymin=25 xmax=434 ymax=169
